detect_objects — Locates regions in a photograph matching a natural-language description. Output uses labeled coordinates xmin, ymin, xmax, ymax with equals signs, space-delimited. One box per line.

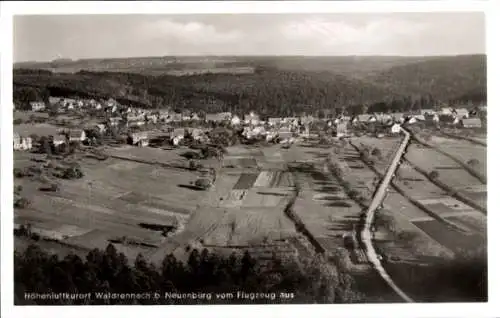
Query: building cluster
xmin=16 ymin=96 xmax=486 ymax=152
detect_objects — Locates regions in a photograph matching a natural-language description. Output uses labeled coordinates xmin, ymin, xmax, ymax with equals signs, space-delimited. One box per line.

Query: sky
xmin=13 ymin=13 xmax=485 ymax=62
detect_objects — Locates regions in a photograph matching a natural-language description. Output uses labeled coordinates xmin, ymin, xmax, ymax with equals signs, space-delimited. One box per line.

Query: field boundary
xmin=356 ymin=130 xmax=414 ymax=303
xmin=350 ymin=140 xmax=470 ymax=234
xmin=407 ymin=128 xmax=487 ymax=184
xmin=403 ymin=158 xmax=487 ymax=215
xmin=440 ymin=131 xmax=487 ymax=147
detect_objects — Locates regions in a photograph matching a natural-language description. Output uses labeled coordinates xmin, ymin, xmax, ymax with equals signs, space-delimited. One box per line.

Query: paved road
xmin=360 ymin=128 xmax=415 ymax=303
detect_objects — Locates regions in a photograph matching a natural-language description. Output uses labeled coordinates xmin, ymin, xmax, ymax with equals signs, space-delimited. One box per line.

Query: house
xmin=407 ymin=117 xmax=418 ymax=124
xmin=376 ymin=114 xmax=392 ymax=124
xmin=128 ymin=120 xmax=146 ymax=128
xmin=460 ymin=118 xmax=482 ymax=128
xmin=440 ymin=107 xmax=453 ymax=115
xmin=390 ymin=123 xmax=402 ymax=134
xmin=420 ymin=109 xmax=436 ymax=116
xmin=244 ymin=112 xmax=260 ymax=125
xmin=49 ymin=97 xmax=62 ymax=105
xmin=354 ymin=114 xmax=372 ymax=123
xmin=336 ymin=122 xmax=348 ymax=137
xmin=453 ymin=108 xmax=469 ymax=119
xmin=190 ymin=128 xmax=205 ymax=141
xmin=191 ymin=113 xmax=201 ymax=121
xmin=392 ymin=113 xmax=405 ymax=123
xmin=53 ymin=135 xmax=67 ymax=147
xmin=278 ymin=131 xmax=293 ymax=143
xmin=67 ymin=129 xmax=86 ymax=143
xmin=30 ymin=101 xmax=46 ymax=112
xmin=268 ymin=118 xmax=282 ymax=126
xmin=95 ymin=124 xmax=107 ymax=134
xmin=13 ymin=133 xmax=32 ymax=151
xmin=129 ymin=131 xmax=149 ymax=147
xmin=218 ymin=112 xmax=232 ymax=121
xmin=300 ymin=115 xmax=315 ymax=125
xmin=108 ymin=117 xmax=122 ymax=127
xmin=205 ymin=112 xmax=232 ymax=123
xmin=231 ymin=115 xmax=241 ymax=126
xmin=339 ymin=115 xmax=351 ymax=122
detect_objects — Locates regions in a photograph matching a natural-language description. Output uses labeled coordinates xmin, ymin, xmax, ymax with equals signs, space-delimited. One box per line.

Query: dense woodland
xmin=14 ymin=243 xmax=359 ymax=305
xmin=13 ymin=55 xmax=486 ymax=117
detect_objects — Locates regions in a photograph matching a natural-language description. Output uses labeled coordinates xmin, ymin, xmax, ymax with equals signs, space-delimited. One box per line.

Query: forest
xmin=14 ymin=243 xmax=360 ymax=305
xmin=13 ymin=54 xmax=486 ymax=116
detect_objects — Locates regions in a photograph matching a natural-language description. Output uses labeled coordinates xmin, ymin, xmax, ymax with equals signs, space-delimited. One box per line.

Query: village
xmin=14 ymin=96 xmax=487 ymax=153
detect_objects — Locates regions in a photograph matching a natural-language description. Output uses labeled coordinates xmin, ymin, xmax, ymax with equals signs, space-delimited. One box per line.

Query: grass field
xmin=406 ymin=144 xmax=483 ymax=189
xmin=14 ymin=123 xmax=61 ymax=136
xmin=14 ymin=154 xmax=205 ymax=258
xmin=425 ymin=136 xmax=486 ymax=176
xmin=412 ymin=220 xmax=484 ymax=253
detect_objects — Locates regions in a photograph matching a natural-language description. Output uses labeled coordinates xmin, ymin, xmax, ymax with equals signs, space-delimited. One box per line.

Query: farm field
xmin=104 ymin=145 xmax=189 ymax=167
xmin=350 ymin=136 xmax=403 ymax=172
xmin=405 ymin=144 xmax=483 ymax=189
xmin=424 ymin=135 xmax=486 ymax=176
xmin=14 ymin=154 xmax=205 ymax=259
xmin=412 ymin=219 xmax=484 ymax=253
xmin=405 ymin=144 xmax=486 ymax=209
xmin=14 ymin=123 xmax=61 ymax=136
xmin=149 ymin=145 xmax=301 ymax=265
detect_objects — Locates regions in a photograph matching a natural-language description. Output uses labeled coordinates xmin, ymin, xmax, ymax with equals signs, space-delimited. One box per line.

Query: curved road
xmin=360 ymin=128 xmax=415 ymax=303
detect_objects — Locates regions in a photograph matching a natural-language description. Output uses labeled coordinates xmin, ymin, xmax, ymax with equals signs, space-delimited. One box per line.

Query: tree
xmin=467 ymin=159 xmax=480 ymax=167
xmin=429 ymin=170 xmax=439 ymax=180
xmin=371 ymin=147 xmax=382 ymax=158
xmin=195 ymin=178 xmax=212 ymax=190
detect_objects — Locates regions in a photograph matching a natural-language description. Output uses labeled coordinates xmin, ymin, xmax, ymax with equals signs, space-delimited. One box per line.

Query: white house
xmin=244 ymin=111 xmax=260 ymax=126
xmin=231 ymin=115 xmax=241 ymax=126
xmin=420 ymin=109 xmax=436 ymax=116
xmin=95 ymin=124 xmax=107 ymax=134
xmin=13 ymin=133 xmax=32 ymax=151
xmin=440 ymin=107 xmax=453 ymax=115
xmin=53 ymin=135 xmax=66 ymax=147
xmin=454 ymin=108 xmax=469 ymax=119
xmin=392 ymin=113 xmax=405 ymax=123
xmin=30 ymin=101 xmax=46 ymax=112
xmin=130 ymin=131 xmax=149 ymax=147
xmin=390 ymin=123 xmax=401 ymax=134
xmin=336 ymin=122 xmax=348 ymax=137
xmin=268 ymin=118 xmax=281 ymax=126
xmin=461 ymin=118 xmax=482 ymax=128
xmin=408 ymin=117 xmax=418 ymax=124
xmin=67 ymin=129 xmax=87 ymax=143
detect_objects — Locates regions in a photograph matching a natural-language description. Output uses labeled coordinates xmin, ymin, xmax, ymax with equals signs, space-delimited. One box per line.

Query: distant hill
xmin=14 ymin=55 xmax=445 ymax=78
xmin=13 ymin=54 xmax=487 ymax=115
xmin=366 ymin=55 xmax=487 ymax=102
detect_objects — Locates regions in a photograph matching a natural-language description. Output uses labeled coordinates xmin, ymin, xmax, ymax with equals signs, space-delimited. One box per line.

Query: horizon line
xmin=14 ymin=53 xmax=487 ymax=64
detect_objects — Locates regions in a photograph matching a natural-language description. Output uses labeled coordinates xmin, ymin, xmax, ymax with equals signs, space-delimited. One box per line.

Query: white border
xmin=1 ymin=1 xmax=499 ymax=318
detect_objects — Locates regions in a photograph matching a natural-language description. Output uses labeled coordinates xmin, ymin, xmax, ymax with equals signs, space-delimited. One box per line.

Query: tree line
xmin=14 ymin=243 xmax=364 ymax=305
xmin=13 ymin=67 xmax=486 ymax=117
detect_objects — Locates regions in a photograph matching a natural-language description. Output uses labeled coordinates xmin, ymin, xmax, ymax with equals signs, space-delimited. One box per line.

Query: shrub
xmin=14 ymin=168 xmax=25 ymax=178
xmin=13 ymin=118 xmax=23 ymax=125
xmin=467 ymin=159 xmax=480 ymax=167
xmin=194 ymin=178 xmax=212 ymax=190
xmin=371 ymin=147 xmax=382 ymax=158
xmin=429 ymin=170 xmax=439 ymax=180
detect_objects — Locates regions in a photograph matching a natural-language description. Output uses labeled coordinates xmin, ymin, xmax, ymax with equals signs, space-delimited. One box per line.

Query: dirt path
xmin=359 ymin=129 xmax=415 ymax=303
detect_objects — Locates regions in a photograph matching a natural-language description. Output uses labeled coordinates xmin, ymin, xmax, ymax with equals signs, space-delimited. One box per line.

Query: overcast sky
xmin=13 ymin=13 xmax=485 ymax=62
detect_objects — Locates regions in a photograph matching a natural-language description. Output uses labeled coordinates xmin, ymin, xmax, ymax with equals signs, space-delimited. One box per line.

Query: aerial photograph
xmin=11 ymin=13 xmax=486 ymax=305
